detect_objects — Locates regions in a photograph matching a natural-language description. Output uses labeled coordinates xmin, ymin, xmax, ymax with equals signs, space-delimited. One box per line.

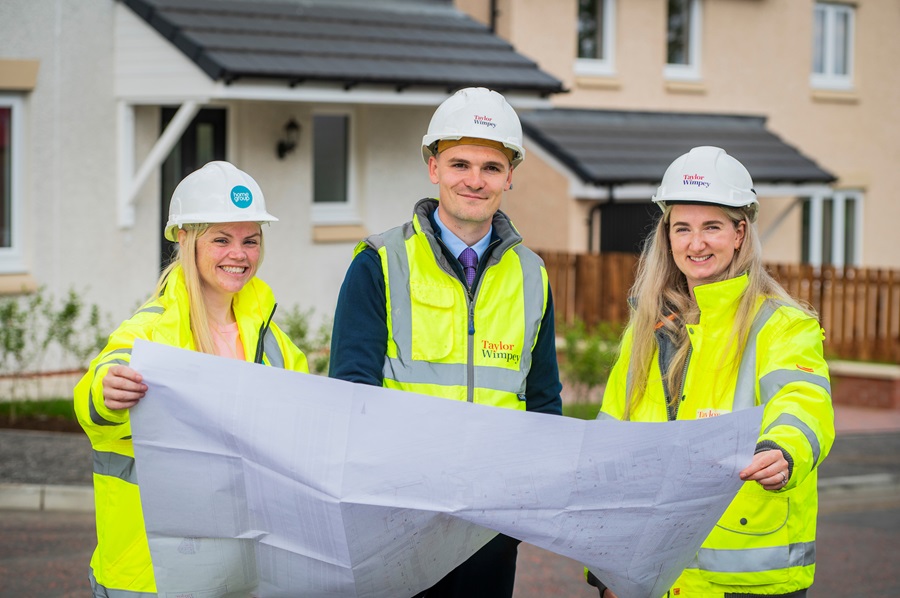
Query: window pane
xmin=844 ymin=198 xmax=856 ymax=265
xmin=667 ymin=0 xmax=691 ymax=65
xmin=0 ymin=107 xmax=10 ymax=248
xmin=578 ymin=0 xmax=603 ymax=60
xmin=313 ymin=115 xmax=348 ymax=204
xmin=834 ymin=10 xmax=850 ymax=75
xmin=196 ymin=123 xmax=215 ymax=166
xmin=812 ymin=7 xmax=826 ymax=74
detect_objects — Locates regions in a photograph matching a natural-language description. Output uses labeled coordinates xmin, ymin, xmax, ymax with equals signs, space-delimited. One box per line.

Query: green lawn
xmin=0 ymin=398 xmax=75 ymax=419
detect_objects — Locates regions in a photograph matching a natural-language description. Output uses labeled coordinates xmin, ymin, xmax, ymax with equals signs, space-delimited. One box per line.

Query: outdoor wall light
xmin=276 ymin=118 xmax=301 ymax=159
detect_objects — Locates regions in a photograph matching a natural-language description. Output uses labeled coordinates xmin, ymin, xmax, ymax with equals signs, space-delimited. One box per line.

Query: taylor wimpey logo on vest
xmin=682 ymin=174 xmax=710 ymax=188
xmin=482 ymin=339 xmax=519 ymax=364
xmin=696 ymin=408 xmax=729 ymax=419
xmin=473 ymin=115 xmax=497 ymax=129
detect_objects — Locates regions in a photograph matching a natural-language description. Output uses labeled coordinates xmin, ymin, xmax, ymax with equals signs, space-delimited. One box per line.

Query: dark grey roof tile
xmin=521 ymin=109 xmax=835 ymax=185
xmin=122 ymin=0 xmax=563 ymax=94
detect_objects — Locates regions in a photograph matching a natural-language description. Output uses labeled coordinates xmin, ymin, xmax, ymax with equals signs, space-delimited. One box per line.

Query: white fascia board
xmin=205 ymin=82 xmax=555 ymax=108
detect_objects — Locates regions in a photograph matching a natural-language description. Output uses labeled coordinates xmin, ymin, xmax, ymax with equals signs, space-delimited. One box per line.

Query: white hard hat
xmin=421 ymin=87 xmax=526 ymax=167
xmin=165 ymin=161 xmax=278 ymax=241
xmin=652 ymin=146 xmax=759 ymax=222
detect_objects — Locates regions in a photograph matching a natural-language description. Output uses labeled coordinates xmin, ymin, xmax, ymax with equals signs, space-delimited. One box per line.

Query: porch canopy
xmin=115 ymin=0 xmax=564 ymax=227
xmin=520 ymin=109 xmax=836 ymax=200
xmin=120 ymin=0 xmax=564 ymax=96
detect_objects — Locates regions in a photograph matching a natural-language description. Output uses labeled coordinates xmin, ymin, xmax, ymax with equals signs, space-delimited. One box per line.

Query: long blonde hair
xmin=622 ymin=204 xmax=814 ymax=419
xmin=153 ymin=223 xmax=265 ymax=356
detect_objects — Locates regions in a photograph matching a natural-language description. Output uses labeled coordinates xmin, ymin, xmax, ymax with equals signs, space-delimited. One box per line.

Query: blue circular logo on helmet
xmin=230 ymin=185 xmax=253 ymax=209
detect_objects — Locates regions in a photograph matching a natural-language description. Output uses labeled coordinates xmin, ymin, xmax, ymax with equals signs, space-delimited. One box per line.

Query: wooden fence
xmin=537 ymin=250 xmax=900 ymax=364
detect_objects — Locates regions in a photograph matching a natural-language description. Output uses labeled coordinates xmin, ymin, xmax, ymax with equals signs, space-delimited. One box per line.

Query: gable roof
xmin=520 ymin=109 xmax=836 ymax=186
xmin=120 ymin=0 xmax=564 ymax=95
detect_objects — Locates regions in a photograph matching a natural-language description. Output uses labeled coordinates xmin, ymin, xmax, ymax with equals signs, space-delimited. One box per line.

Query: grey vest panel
xmin=93 ymin=450 xmax=137 ymax=485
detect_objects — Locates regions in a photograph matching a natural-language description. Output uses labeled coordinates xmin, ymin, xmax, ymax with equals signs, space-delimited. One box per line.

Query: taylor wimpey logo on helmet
xmin=473 ymin=115 xmax=497 ymax=129
xmin=682 ymin=174 xmax=710 ymax=188
xmin=230 ymin=185 xmax=253 ymax=209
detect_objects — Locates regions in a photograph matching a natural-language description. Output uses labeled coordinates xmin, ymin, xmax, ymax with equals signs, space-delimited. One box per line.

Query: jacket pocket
xmin=409 ymin=282 xmax=457 ymax=361
xmin=699 ymin=491 xmax=792 ymax=586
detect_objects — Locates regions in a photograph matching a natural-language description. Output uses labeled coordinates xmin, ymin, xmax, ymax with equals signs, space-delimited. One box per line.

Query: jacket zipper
xmin=467 ymin=296 xmax=475 ymax=403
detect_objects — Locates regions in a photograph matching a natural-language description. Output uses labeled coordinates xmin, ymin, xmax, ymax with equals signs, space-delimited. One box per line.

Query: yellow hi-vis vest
xmin=358 ymin=208 xmax=549 ymax=409
xmin=74 ymin=266 xmax=308 ymax=596
xmin=599 ymin=274 xmax=834 ymax=597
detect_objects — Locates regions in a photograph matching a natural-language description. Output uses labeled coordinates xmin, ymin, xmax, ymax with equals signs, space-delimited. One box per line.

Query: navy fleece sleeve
xmin=524 ymin=286 xmax=563 ymax=415
xmin=328 ymin=248 xmax=387 ymax=386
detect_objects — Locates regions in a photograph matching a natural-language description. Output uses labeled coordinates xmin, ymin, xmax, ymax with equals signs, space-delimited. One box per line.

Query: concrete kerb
xmin=0 ymin=483 xmax=94 ymax=512
xmin=3 ymin=473 xmax=898 ymax=514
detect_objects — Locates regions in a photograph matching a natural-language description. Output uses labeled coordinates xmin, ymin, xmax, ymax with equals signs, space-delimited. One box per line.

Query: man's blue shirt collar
xmin=434 ymin=207 xmax=492 ymax=261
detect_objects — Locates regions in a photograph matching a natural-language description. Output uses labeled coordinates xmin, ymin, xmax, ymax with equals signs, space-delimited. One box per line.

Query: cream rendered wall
xmin=458 ymin=0 xmax=900 ymax=268
xmin=501 ymin=149 xmax=575 ymax=252
xmin=218 ymin=101 xmax=435 ymax=323
xmin=0 ymin=0 xmax=454 ymax=336
xmin=0 ymin=0 xmax=162 ymax=326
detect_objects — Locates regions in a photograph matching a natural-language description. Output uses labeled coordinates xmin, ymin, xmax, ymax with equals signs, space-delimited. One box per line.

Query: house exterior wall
xmin=0 ymin=0 xmax=442 ymax=344
xmin=458 ymin=0 xmax=900 ymax=268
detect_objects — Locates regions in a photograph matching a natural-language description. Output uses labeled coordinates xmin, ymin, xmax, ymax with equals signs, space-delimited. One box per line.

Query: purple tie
xmin=459 ymin=247 xmax=478 ymax=287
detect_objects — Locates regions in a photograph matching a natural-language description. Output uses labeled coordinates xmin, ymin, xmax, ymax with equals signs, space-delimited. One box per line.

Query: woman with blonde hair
xmin=75 ymin=161 xmax=309 ymax=597
xmin=588 ymin=146 xmax=834 ymax=598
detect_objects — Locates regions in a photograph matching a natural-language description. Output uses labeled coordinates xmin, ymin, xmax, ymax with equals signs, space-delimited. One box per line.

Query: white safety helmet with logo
xmin=421 ymin=87 xmax=526 ymax=167
xmin=652 ymin=146 xmax=759 ymax=222
xmin=165 ymin=161 xmax=278 ymax=241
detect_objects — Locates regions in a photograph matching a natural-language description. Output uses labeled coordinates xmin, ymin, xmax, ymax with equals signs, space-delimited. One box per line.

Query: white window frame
xmin=810 ymin=2 xmax=855 ymax=90
xmin=804 ymin=190 xmax=862 ymax=267
xmin=664 ymin=0 xmax=702 ymax=81
xmin=574 ymin=0 xmax=617 ymax=77
xmin=311 ymin=108 xmax=360 ymax=225
xmin=0 ymin=94 xmax=24 ymax=274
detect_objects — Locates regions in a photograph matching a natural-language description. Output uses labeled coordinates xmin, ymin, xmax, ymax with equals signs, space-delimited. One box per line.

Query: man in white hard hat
xmin=329 ymin=87 xmax=563 ymax=598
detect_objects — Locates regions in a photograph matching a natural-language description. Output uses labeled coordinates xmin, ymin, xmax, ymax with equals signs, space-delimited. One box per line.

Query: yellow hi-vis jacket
xmin=599 ymin=274 xmax=834 ymax=597
xmin=74 ymin=266 xmax=308 ymax=596
xmin=357 ymin=201 xmax=549 ymax=409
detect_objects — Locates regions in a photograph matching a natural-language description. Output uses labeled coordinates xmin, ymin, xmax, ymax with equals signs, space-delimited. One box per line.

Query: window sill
xmin=0 ymin=59 xmax=40 ymax=91
xmin=574 ymin=75 xmax=621 ymax=91
xmin=0 ymin=273 xmax=38 ymax=296
xmin=312 ymin=224 xmax=369 ymax=244
xmin=665 ymin=80 xmax=707 ymax=95
xmin=811 ymin=88 xmax=859 ymax=105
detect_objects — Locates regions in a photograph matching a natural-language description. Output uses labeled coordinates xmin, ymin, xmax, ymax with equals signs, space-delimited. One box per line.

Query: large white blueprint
xmin=129 ymin=339 xmax=763 ymax=598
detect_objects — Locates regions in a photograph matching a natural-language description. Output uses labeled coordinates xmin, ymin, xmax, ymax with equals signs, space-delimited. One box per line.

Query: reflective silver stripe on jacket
xmin=93 ymin=450 xmax=137 ymax=485
xmin=765 ymin=412 xmax=823 ymax=468
xmin=88 ymin=348 xmax=132 ymax=427
xmin=90 ymin=567 xmax=156 ymax=597
xmin=263 ymin=327 xmax=285 ymax=368
xmin=133 ymin=305 xmax=164 ymax=317
xmin=733 ymin=299 xmax=828 ymax=466
xmin=732 ymin=299 xmax=783 ymax=411
xmin=687 ymin=541 xmax=816 ymax=574
xmin=758 ymin=369 xmax=831 ymax=406
xmin=376 ymin=226 xmax=543 ymax=396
